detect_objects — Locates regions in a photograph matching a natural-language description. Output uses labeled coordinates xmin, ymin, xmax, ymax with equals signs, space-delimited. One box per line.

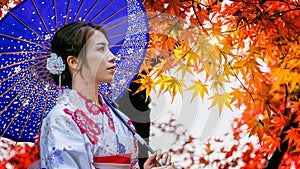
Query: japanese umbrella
xmin=0 ymin=0 xmax=149 ymax=142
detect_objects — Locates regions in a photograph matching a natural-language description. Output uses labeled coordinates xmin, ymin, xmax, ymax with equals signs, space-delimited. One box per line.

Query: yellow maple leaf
xmin=132 ymin=74 xmax=154 ymax=102
xmin=208 ymin=92 xmax=232 ymax=115
xmin=154 ymin=75 xmax=172 ymax=97
xmin=288 ymin=72 xmax=300 ymax=92
xmin=186 ymin=80 xmax=208 ymax=102
xmin=164 ymin=76 xmax=186 ymax=103
xmin=223 ymin=62 xmax=235 ymax=79
xmin=154 ymin=75 xmax=186 ymax=102
xmin=174 ymin=63 xmax=194 ymax=78
xmin=210 ymin=74 xmax=228 ymax=92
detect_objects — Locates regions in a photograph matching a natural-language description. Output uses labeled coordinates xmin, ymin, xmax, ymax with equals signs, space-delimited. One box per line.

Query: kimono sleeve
xmin=40 ymin=108 xmax=93 ymax=169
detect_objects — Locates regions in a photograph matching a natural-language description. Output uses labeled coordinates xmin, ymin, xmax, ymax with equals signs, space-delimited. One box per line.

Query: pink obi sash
xmin=93 ymin=154 xmax=131 ymax=169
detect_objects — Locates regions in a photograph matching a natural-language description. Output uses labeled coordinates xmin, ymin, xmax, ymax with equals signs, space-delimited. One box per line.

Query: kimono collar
xmin=57 ymin=89 xmax=109 ymax=115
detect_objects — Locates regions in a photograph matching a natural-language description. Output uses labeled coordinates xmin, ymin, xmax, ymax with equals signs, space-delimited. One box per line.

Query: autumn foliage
xmin=1 ymin=0 xmax=300 ymax=168
xmin=0 ymin=139 xmax=39 ymax=169
xmin=142 ymin=0 xmax=300 ymax=168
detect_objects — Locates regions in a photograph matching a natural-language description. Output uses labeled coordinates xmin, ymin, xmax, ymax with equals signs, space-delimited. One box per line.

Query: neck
xmin=72 ymin=78 xmax=100 ymax=104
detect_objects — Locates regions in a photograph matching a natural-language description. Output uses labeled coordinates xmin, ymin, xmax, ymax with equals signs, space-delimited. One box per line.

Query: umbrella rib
xmin=53 ymin=0 xmax=58 ymax=31
xmin=0 ymin=51 xmax=50 ymax=55
xmin=98 ymin=0 xmax=134 ymax=26
xmin=0 ymin=75 xmax=44 ymax=139
xmin=0 ymin=33 xmax=51 ymax=50
xmin=73 ymin=0 xmax=84 ymax=22
xmin=107 ymin=26 xmax=148 ymax=39
xmin=116 ymin=55 xmax=148 ymax=60
xmin=5 ymin=11 xmax=51 ymax=46
xmin=109 ymin=41 xmax=148 ymax=47
xmin=0 ymin=70 xmax=42 ymax=117
xmin=0 ymin=59 xmax=47 ymax=97
xmin=103 ymin=11 xmax=145 ymax=31
xmin=99 ymin=87 xmax=119 ymax=108
xmin=0 ymin=55 xmax=48 ymax=70
xmin=111 ymin=81 xmax=131 ymax=92
xmin=37 ymin=83 xmax=53 ymax=134
xmin=90 ymin=0 xmax=114 ymax=23
xmin=16 ymin=74 xmax=48 ymax=142
xmin=116 ymin=68 xmax=137 ymax=75
xmin=64 ymin=0 xmax=71 ymax=25
xmin=0 ymin=64 xmax=36 ymax=84
xmin=82 ymin=0 xmax=99 ymax=22
xmin=31 ymin=0 xmax=52 ymax=39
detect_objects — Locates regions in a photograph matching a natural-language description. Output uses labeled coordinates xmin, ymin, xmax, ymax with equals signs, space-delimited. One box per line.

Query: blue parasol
xmin=0 ymin=0 xmax=149 ymax=142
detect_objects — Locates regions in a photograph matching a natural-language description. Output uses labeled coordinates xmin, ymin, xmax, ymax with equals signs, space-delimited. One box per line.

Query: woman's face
xmin=81 ymin=30 xmax=116 ymax=84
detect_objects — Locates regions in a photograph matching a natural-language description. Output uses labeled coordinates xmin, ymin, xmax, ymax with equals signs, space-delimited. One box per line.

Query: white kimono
xmin=39 ymin=89 xmax=139 ymax=169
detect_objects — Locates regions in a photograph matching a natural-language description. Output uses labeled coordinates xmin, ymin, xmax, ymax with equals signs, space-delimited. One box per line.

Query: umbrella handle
xmin=134 ymin=133 xmax=156 ymax=154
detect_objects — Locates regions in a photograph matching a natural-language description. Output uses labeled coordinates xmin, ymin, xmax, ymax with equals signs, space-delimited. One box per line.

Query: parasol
xmin=0 ymin=0 xmax=149 ymax=142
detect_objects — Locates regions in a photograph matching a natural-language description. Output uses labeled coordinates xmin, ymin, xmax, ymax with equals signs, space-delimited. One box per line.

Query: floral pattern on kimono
xmin=39 ymin=89 xmax=140 ymax=169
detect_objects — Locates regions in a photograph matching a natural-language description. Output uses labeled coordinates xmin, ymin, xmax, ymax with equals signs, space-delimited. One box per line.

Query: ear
xmin=66 ymin=56 xmax=79 ymax=71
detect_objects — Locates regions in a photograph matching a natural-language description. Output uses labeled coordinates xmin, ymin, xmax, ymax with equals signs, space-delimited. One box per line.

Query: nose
xmin=108 ymin=51 xmax=116 ymax=63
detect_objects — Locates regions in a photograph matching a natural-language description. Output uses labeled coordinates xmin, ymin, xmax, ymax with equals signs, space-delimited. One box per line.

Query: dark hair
xmin=51 ymin=22 xmax=107 ymax=88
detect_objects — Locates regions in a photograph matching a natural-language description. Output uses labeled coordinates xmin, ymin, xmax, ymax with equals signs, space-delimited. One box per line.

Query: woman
xmin=38 ymin=22 xmax=174 ymax=169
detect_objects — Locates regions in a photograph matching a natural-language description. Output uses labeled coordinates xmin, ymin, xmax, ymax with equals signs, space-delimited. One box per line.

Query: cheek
xmin=88 ymin=55 xmax=105 ymax=72
xmin=95 ymin=60 xmax=107 ymax=73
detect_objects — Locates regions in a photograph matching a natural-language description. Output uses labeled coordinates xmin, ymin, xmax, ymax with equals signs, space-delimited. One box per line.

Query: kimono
xmin=39 ymin=89 xmax=139 ymax=169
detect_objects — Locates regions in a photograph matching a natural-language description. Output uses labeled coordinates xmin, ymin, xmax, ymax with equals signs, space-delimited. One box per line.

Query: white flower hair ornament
xmin=46 ymin=53 xmax=65 ymax=87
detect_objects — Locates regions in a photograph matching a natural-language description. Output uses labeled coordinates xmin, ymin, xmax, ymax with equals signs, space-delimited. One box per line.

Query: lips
xmin=107 ymin=65 xmax=116 ymax=72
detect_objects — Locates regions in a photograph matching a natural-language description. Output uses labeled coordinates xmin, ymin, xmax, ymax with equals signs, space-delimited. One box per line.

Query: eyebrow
xmin=96 ymin=42 xmax=108 ymax=46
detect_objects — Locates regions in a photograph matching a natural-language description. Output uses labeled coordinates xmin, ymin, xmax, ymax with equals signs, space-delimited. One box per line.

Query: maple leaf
xmin=288 ymin=72 xmax=300 ymax=92
xmin=205 ymin=143 xmax=214 ymax=155
xmin=261 ymin=135 xmax=281 ymax=152
xmin=155 ymin=75 xmax=186 ymax=103
xmin=132 ymin=74 xmax=155 ymax=102
xmin=208 ymin=92 xmax=232 ymax=115
xmin=229 ymin=87 xmax=246 ymax=109
xmin=210 ymin=74 xmax=228 ymax=92
xmin=164 ymin=0 xmax=183 ymax=16
xmin=271 ymin=67 xmax=291 ymax=89
xmin=185 ymin=79 xmax=208 ymax=102
xmin=269 ymin=114 xmax=290 ymax=134
xmin=199 ymin=157 xmax=209 ymax=166
xmin=174 ymin=63 xmax=193 ymax=78
xmin=214 ymin=138 xmax=223 ymax=142
xmin=179 ymin=27 xmax=199 ymax=44
xmin=152 ymin=58 xmax=177 ymax=77
xmin=168 ymin=22 xmax=183 ymax=39
xmin=164 ymin=76 xmax=186 ymax=103
xmin=142 ymin=0 xmax=164 ymax=12
xmin=223 ymin=62 xmax=235 ymax=79
xmin=161 ymin=35 xmax=179 ymax=51
xmin=247 ymin=117 xmax=265 ymax=141
xmin=283 ymin=128 xmax=300 ymax=151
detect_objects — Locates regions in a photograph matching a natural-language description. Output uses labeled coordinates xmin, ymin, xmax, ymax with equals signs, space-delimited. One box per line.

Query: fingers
xmin=156 ymin=149 xmax=172 ymax=166
xmin=143 ymin=152 xmax=161 ymax=169
xmin=166 ymin=153 xmax=172 ymax=165
xmin=144 ymin=149 xmax=175 ymax=169
xmin=153 ymin=165 xmax=175 ymax=169
xmin=148 ymin=153 xmax=157 ymax=161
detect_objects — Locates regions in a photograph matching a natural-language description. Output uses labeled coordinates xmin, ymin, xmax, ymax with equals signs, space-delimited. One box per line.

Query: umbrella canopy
xmin=0 ymin=0 xmax=149 ymax=142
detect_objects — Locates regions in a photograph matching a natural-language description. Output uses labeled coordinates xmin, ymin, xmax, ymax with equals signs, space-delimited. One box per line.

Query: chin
xmin=100 ymin=78 xmax=114 ymax=83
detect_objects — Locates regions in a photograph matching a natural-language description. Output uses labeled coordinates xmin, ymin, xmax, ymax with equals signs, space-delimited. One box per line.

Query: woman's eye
xmin=99 ymin=47 xmax=105 ymax=51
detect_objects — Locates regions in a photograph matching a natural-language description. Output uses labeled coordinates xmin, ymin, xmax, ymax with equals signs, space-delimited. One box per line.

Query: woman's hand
xmin=143 ymin=150 xmax=175 ymax=169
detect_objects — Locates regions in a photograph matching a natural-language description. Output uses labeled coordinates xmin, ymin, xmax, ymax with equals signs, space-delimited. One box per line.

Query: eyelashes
xmin=98 ymin=47 xmax=105 ymax=52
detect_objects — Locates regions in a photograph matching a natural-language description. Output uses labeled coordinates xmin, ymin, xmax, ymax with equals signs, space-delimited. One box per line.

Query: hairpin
xmin=46 ymin=53 xmax=65 ymax=87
